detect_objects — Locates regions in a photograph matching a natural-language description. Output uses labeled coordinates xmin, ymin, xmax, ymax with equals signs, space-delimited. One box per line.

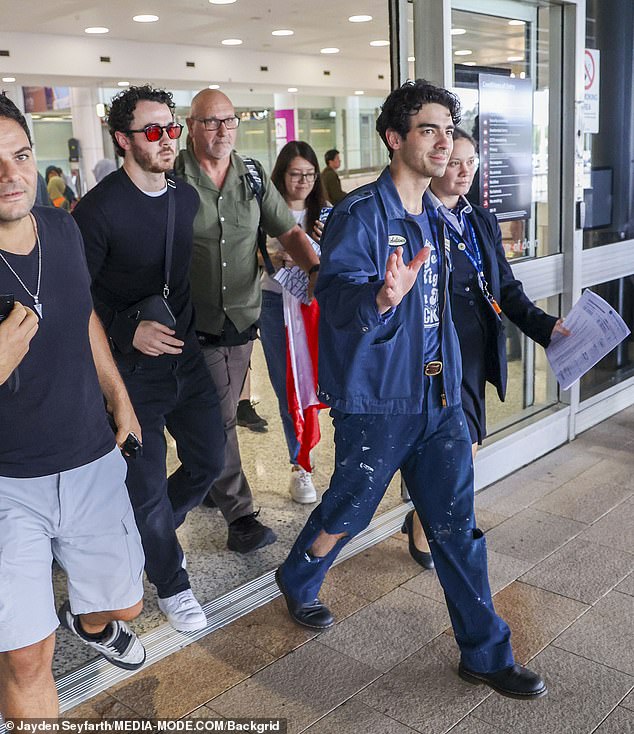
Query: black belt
xmin=424 ymin=360 xmax=443 ymax=376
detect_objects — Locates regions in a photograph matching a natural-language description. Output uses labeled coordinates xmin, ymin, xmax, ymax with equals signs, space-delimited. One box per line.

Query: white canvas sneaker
xmin=58 ymin=601 xmax=146 ymax=671
xmin=158 ymin=589 xmax=207 ymax=632
xmin=289 ymin=467 xmax=317 ymax=504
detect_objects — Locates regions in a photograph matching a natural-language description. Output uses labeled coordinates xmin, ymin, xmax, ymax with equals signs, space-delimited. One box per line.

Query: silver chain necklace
xmin=0 ymin=215 xmax=43 ymax=318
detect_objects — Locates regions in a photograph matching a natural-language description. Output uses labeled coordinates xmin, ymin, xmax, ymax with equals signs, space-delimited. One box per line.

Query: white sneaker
xmin=158 ymin=589 xmax=207 ymax=632
xmin=58 ymin=601 xmax=146 ymax=671
xmin=289 ymin=467 xmax=317 ymax=504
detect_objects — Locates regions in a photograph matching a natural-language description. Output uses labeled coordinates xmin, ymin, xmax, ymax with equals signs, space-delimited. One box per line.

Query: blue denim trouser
xmin=259 ymin=290 xmax=300 ymax=464
xmin=279 ymin=378 xmax=514 ymax=674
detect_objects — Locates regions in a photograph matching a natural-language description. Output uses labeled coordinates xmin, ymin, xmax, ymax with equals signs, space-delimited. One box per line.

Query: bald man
xmin=175 ymin=90 xmax=319 ymax=553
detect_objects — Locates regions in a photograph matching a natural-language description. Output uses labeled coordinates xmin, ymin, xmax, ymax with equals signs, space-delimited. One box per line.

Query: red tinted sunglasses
xmin=125 ymin=123 xmax=183 ymax=142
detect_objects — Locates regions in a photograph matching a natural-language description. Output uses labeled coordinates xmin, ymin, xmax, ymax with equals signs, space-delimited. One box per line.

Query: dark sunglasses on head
xmin=125 ymin=123 xmax=183 ymax=142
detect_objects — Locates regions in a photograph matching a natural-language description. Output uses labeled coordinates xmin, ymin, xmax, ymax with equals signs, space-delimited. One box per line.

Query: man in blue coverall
xmin=275 ymin=79 xmax=547 ymax=700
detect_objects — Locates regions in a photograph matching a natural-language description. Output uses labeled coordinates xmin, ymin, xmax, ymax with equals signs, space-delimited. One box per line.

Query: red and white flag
xmin=283 ymin=290 xmax=327 ymax=472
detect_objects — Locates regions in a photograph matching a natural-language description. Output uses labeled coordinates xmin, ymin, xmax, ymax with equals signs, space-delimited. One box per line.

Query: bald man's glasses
xmin=125 ymin=123 xmax=183 ymax=142
xmin=192 ymin=116 xmax=240 ymax=131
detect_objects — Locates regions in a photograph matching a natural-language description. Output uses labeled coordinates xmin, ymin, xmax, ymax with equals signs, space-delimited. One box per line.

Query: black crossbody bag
xmin=110 ymin=178 xmax=177 ymax=354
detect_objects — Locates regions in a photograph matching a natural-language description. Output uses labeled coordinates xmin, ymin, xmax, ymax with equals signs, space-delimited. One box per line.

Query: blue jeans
xmin=279 ymin=377 xmax=514 ymax=674
xmin=259 ymin=290 xmax=300 ymax=464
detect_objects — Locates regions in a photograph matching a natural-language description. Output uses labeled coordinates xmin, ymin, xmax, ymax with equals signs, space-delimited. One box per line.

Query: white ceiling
xmin=0 ymin=0 xmax=392 ymax=61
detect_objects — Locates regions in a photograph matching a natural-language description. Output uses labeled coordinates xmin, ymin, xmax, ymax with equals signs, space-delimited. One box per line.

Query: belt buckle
xmin=424 ymin=360 xmax=443 ymax=376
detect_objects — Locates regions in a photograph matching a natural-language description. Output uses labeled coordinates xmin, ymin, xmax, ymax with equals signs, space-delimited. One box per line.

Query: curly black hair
xmin=107 ymin=85 xmax=175 ymax=157
xmin=376 ymin=79 xmax=461 ymax=158
xmin=0 ymin=93 xmax=32 ymax=145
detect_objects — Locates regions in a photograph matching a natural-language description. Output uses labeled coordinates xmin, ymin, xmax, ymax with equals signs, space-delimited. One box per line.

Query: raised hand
xmin=376 ymin=245 xmax=431 ymax=314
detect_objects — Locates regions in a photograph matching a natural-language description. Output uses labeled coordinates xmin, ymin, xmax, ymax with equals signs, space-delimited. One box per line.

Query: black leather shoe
xmin=275 ymin=568 xmax=335 ymax=630
xmin=237 ymin=400 xmax=268 ymax=433
xmin=458 ymin=662 xmax=547 ymax=699
xmin=401 ymin=509 xmax=434 ymax=569
xmin=227 ymin=511 xmax=277 ymax=553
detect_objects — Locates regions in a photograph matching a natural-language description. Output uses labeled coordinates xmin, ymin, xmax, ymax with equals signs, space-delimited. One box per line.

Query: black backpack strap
xmin=242 ymin=157 xmax=275 ymax=276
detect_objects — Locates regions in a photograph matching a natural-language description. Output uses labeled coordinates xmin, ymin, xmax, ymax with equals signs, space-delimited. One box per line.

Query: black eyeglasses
xmin=191 ymin=116 xmax=240 ymax=131
xmin=287 ymin=171 xmax=317 ymax=183
xmin=125 ymin=123 xmax=183 ymax=142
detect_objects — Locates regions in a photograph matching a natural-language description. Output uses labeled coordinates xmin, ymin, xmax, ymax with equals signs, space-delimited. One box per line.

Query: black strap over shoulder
xmin=241 ymin=157 xmax=275 ymax=276
xmin=164 ymin=176 xmax=176 ymax=297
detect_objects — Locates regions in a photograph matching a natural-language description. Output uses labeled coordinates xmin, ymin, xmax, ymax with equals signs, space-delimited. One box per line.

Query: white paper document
xmin=546 ymin=289 xmax=631 ymax=390
xmin=273 ymin=237 xmax=321 ymax=305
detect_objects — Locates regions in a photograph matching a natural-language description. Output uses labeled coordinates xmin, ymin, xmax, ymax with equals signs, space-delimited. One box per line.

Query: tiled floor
xmin=65 ymin=404 xmax=634 ymax=733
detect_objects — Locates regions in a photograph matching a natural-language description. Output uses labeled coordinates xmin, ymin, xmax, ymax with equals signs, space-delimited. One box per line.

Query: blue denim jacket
xmin=315 ymin=167 xmax=463 ymax=414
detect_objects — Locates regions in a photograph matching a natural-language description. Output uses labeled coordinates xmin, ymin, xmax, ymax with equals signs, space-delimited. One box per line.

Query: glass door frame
xmin=408 ymin=0 xmax=588 ymax=488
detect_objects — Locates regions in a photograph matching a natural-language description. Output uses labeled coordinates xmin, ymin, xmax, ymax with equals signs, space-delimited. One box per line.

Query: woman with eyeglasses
xmin=259 ymin=141 xmax=328 ymax=504
xmin=402 ymin=128 xmax=570 ymax=567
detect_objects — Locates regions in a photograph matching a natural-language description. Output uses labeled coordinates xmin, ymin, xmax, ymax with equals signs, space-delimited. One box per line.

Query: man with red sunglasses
xmin=73 ymin=85 xmax=225 ymax=634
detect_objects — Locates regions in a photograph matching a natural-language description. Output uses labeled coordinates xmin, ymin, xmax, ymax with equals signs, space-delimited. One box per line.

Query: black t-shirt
xmin=0 ymin=207 xmax=114 ymax=478
xmin=73 ymin=169 xmax=200 ymax=366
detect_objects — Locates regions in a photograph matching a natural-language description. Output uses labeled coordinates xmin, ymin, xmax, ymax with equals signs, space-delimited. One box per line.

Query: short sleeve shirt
xmin=175 ymin=149 xmax=296 ymax=334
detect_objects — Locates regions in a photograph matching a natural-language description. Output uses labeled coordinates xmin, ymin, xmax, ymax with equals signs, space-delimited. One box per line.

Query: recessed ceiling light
xmin=354 ymin=90 xmax=364 ymax=95
xmin=510 ymin=72 xmax=516 ymax=78
xmin=451 ymin=28 xmax=466 ymax=35
xmin=463 ymin=61 xmax=477 ymax=66
xmin=208 ymin=84 xmax=220 ymax=89
xmin=508 ymin=19 xmax=525 ymax=26
xmin=329 ymin=110 xmax=337 ymax=117
xmin=407 ymin=56 xmax=415 ymax=62
xmin=85 ymin=27 xmax=109 ymax=34
xmin=369 ymin=40 xmax=389 ymax=47
xmin=321 ymin=47 xmax=340 ymax=54
xmin=118 ymin=81 xmax=130 ymax=87
xmin=454 ymin=49 xmax=473 ymax=56
xmin=272 ymin=29 xmax=294 ymax=36
xmin=349 ymin=15 xmax=372 ymax=23
xmin=519 ymin=71 xmax=526 ymax=78
xmin=132 ymin=14 xmax=158 ymax=23
xmin=222 ymin=38 xmax=243 ymax=45
xmin=210 ymin=0 xmax=237 ymax=4
xmin=287 ymin=87 xmax=298 ymax=93
xmin=2 ymin=76 xmax=16 ymax=82
xmin=507 ymin=55 xmax=524 ymax=62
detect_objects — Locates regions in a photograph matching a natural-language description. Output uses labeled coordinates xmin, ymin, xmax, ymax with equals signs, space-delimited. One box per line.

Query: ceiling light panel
xmin=348 ymin=15 xmax=372 ymax=23
xmin=132 ymin=15 xmax=158 ymax=23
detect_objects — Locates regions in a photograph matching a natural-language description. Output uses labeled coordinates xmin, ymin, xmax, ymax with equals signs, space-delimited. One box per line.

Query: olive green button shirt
xmin=175 ymin=148 xmax=295 ymax=335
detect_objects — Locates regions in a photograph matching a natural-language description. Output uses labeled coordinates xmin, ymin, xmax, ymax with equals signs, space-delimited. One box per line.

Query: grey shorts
xmin=0 ymin=447 xmax=145 ymax=652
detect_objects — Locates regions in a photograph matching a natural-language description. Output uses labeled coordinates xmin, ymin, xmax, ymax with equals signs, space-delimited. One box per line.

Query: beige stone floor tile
xmin=593 ymin=707 xmax=634 ymax=734
xmin=447 ymin=716 xmax=511 ymax=734
xmin=534 ymin=466 xmax=633 ymax=524
xmin=581 ymin=497 xmax=634 ymax=554
xmin=622 ymin=689 xmax=634 ymax=712
xmin=318 ymin=586 xmax=449 ymax=672
xmin=357 ymin=635 xmax=492 ymax=734
xmin=519 ymin=538 xmax=634 ymax=604
xmin=64 ymin=692 xmax=142 ymax=718
xmin=107 ymin=627 xmax=274 ymax=718
xmin=208 ymin=641 xmax=380 ymax=734
xmin=483 ymin=508 xmax=586 ymax=564
xmin=327 ymin=536 xmax=422 ymax=602
xmin=227 ymin=580 xmax=367 ymax=659
xmin=617 ymin=572 xmax=634 ymax=597
xmin=402 ymin=549 xmax=532 ymax=605
xmin=486 ymin=581 xmax=588 ymax=664
xmin=554 ymin=590 xmax=634 ymax=676
xmin=303 ymin=699 xmax=419 ymax=734
xmin=473 ymin=475 xmax=555 ymax=518
xmin=472 ymin=645 xmax=634 ymax=734
xmin=515 ymin=445 xmax=604 ymax=488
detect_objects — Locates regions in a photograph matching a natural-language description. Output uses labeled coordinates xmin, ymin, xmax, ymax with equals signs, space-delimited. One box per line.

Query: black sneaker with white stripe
xmin=58 ymin=601 xmax=146 ymax=671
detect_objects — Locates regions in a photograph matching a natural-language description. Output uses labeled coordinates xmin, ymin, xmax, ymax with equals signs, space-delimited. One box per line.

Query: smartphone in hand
xmin=0 ymin=295 xmax=15 ymax=323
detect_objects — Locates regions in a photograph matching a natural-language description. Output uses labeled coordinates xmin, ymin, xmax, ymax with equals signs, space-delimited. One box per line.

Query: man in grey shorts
xmin=0 ymin=94 xmax=146 ymax=719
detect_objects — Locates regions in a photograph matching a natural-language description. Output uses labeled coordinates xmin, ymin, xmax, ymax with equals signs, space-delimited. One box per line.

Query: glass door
xmin=448 ymin=0 xmax=564 ymax=439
